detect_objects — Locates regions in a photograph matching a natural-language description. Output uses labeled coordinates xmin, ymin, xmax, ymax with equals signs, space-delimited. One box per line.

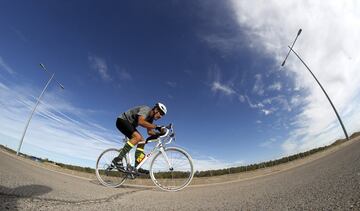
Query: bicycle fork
xmin=159 ymin=147 xmax=174 ymax=171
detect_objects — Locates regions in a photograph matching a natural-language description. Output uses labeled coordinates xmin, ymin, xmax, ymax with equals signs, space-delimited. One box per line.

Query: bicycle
xmin=95 ymin=124 xmax=194 ymax=191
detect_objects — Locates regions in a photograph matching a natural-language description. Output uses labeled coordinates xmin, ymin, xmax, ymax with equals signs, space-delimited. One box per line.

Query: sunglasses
xmin=156 ymin=110 xmax=165 ymax=116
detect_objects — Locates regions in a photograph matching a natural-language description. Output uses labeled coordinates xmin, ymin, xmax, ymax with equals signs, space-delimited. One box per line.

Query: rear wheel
xmin=95 ymin=148 xmax=129 ymax=188
xmin=150 ymin=147 xmax=194 ymax=191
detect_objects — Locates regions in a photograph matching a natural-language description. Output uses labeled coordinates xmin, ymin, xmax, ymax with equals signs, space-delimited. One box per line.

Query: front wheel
xmin=150 ymin=147 xmax=194 ymax=191
xmin=95 ymin=148 xmax=129 ymax=188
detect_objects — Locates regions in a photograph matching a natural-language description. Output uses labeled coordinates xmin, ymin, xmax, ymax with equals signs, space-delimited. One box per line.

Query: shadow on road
xmin=0 ymin=184 xmax=52 ymax=210
xmin=89 ymin=179 xmax=153 ymax=191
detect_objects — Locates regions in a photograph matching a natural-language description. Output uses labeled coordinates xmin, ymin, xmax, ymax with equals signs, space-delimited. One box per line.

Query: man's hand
xmin=155 ymin=126 xmax=166 ymax=135
xmin=155 ymin=125 xmax=164 ymax=131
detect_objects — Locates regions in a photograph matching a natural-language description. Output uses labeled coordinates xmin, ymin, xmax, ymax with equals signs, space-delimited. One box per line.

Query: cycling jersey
xmin=118 ymin=105 xmax=154 ymax=127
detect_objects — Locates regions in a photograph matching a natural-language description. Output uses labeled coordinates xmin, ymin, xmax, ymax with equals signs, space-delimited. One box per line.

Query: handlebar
xmin=159 ymin=124 xmax=172 ymax=138
xmin=145 ymin=123 xmax=174 ymax=144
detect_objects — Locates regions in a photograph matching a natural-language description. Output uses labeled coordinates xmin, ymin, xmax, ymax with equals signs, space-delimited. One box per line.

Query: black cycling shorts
xmin=116 ymin=118 xmax=138 ymax=139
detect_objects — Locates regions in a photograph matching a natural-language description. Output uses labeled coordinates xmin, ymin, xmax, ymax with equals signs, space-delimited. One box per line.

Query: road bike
xmin=95 ymin=124 xmax=194 ymax=191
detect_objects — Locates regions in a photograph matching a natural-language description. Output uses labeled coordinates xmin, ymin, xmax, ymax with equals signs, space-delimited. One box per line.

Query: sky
xmin=1 ymin=0 xmax=360 ymax=171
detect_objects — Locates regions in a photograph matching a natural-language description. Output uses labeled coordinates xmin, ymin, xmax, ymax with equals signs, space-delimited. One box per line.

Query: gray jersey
xmin=119 ymin=105 xmax=153 ymax=127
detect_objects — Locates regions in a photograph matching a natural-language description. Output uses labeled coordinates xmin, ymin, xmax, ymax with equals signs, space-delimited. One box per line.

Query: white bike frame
xmin=123 ymin=125 xmax=174 ymax=171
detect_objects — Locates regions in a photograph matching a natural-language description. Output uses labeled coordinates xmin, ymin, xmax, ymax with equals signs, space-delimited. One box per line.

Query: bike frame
xmin=123 ymin=125 xmax=175 ymax=171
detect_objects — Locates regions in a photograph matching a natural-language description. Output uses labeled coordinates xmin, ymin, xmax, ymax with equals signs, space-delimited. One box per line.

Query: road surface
xmin=1 ymin=138 xmax=360 ymax=210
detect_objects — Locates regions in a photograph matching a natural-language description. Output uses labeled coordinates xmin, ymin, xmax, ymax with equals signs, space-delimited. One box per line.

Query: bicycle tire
xmin=95 ymin=148 xmax=128 ymax=188
xmin=150 ymin=147 xmax=194 ymax=191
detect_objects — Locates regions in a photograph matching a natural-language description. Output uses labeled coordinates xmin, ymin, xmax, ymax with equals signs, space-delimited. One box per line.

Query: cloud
xmin=88 ymin=55 xmax=111 ymax=81
xmin=166 ymin=81 xmax=177 ymax=88
xmin=268 ymin=82 xmax=282 ymax=91
xmin=230 ymin=0 xmax=360 ymax=154
xmin=209 ymin=71 xmax=268 ymax=116
xmin=290 ymin=94 xmax=303 ymax=109
xmin=238 ymin=94 xmax=245 ymax=102
xmin=211 ymin=81 xmax=236 ymax=96
xmin=0 ymin=56 xmax=15 ymax=75
xmin=245 ymin=95 xmax=264 ymax=109
xmin=209 ymin=66 xmax=239 ymax=97
xmin=114 ymin=65 xmax=132 ymax=81
xmin=243 ymin=95 xmax=277 ymax=116
xmin=197 ymin=1 xmax=245 ymax=57
xmin=0 ymin=80 xmax=120 ymax=167
xmin=202 ymin=34 xmax=244 ymax=56
xmin=281 ymin=139 xmax=297 ymax=154
xmin=252 ymin=74 xmax=264 ymax=95
xmin=192 ymin=155 xmax=245 ymax=171
xmin=118 ymin=69 xmax=132 ymax=81
xmin=210 ymin=70 xmax=275 ymax=116
xmin=261 ymin=109 xmax=272 ymax=116
xmin=259 ymin=138 xmax=277 ymax=148
xmin=262 ymin=95 xmax=291 ymax=112
xmin=0 ymin=82 xmax=9 ymax=90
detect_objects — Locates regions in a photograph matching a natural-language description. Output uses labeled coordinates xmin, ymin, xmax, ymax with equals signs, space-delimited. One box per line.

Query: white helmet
xmin=156 ymin=102 xmax=167 ymax=115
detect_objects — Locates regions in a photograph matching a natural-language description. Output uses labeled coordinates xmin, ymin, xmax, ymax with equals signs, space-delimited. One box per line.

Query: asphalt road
xmin=1 ymin=138 xmax=360 ymax=210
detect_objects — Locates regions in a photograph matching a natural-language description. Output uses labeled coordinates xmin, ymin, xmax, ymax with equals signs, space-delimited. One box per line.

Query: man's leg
xmin=113 ymin=132 xmax=142 ymax=165
xmin=135 ymin=144 xmax=145 ymax=167
xmin=134 ymin=143 xmax=149 ymax=174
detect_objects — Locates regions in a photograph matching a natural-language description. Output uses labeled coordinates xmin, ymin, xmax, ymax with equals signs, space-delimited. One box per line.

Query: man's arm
xmin=138 ymin=115 xmax=157 ymax=130
xmin=138 ymin=115 xmax=164 ymax=136
xmin=147 ymin=128 xmax=157 ymax=136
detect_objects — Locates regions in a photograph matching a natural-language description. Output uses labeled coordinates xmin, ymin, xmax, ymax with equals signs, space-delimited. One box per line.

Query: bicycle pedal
xmin=127 ymin=174 xmax=137 ymax=179
xmin=129 ymin=170 xmax=140 ymax=176
xmin=119 ymin=167 xmax=138 ymax=175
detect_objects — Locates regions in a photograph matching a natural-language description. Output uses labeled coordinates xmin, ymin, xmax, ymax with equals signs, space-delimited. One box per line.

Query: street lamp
xmin=282 ymin=29 xmax=349 ymax=140
xmin=16 ymin=64 xmax=64 ymax=155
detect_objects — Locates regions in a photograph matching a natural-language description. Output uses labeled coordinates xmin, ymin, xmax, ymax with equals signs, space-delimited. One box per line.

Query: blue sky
xmin=1 ymin=1 xmax=360 ymax=170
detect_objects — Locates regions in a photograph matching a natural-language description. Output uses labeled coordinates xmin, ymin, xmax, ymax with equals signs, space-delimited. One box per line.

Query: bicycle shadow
xmin=0 ymin=184 xmax=52 ymax=211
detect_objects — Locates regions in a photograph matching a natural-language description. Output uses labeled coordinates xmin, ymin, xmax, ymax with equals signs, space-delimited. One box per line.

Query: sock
xmin=135 ymin=147 xmax=145 ymax=167
xmin=115 ymin=141 xmax=134 ymax=162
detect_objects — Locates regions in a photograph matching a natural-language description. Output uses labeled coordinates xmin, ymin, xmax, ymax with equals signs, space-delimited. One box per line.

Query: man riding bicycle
xmin=112 ymin=102 xmax=167 ymax=174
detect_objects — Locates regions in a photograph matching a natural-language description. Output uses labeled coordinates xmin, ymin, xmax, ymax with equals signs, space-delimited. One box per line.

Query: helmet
xmin=155 ymin=102 xmax=167 ymax=115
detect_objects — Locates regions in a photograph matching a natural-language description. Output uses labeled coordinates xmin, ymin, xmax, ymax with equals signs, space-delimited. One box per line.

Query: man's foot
xmin=137 ymin=168 xmax=149 ymax=174
xmin=112 ymin=157 xmax=124 ymax=170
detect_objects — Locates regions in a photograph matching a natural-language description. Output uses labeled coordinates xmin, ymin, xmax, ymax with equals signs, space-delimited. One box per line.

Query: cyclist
xmin=112 ymin=102 xmax=167 ymax=174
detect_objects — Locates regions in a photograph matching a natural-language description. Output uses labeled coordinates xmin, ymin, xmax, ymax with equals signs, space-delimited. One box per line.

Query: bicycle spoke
xmin=150 ymin=148 xmax=194 ymax=191
xmin=96 ymin=148 xmax=128 ymax=188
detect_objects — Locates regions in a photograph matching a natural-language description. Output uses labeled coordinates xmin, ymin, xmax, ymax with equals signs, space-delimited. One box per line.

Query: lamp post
xmin=16 ymin=64 xmax=64 ymax=155
xmin=282 ymin=29 xmax=349 ymax=140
